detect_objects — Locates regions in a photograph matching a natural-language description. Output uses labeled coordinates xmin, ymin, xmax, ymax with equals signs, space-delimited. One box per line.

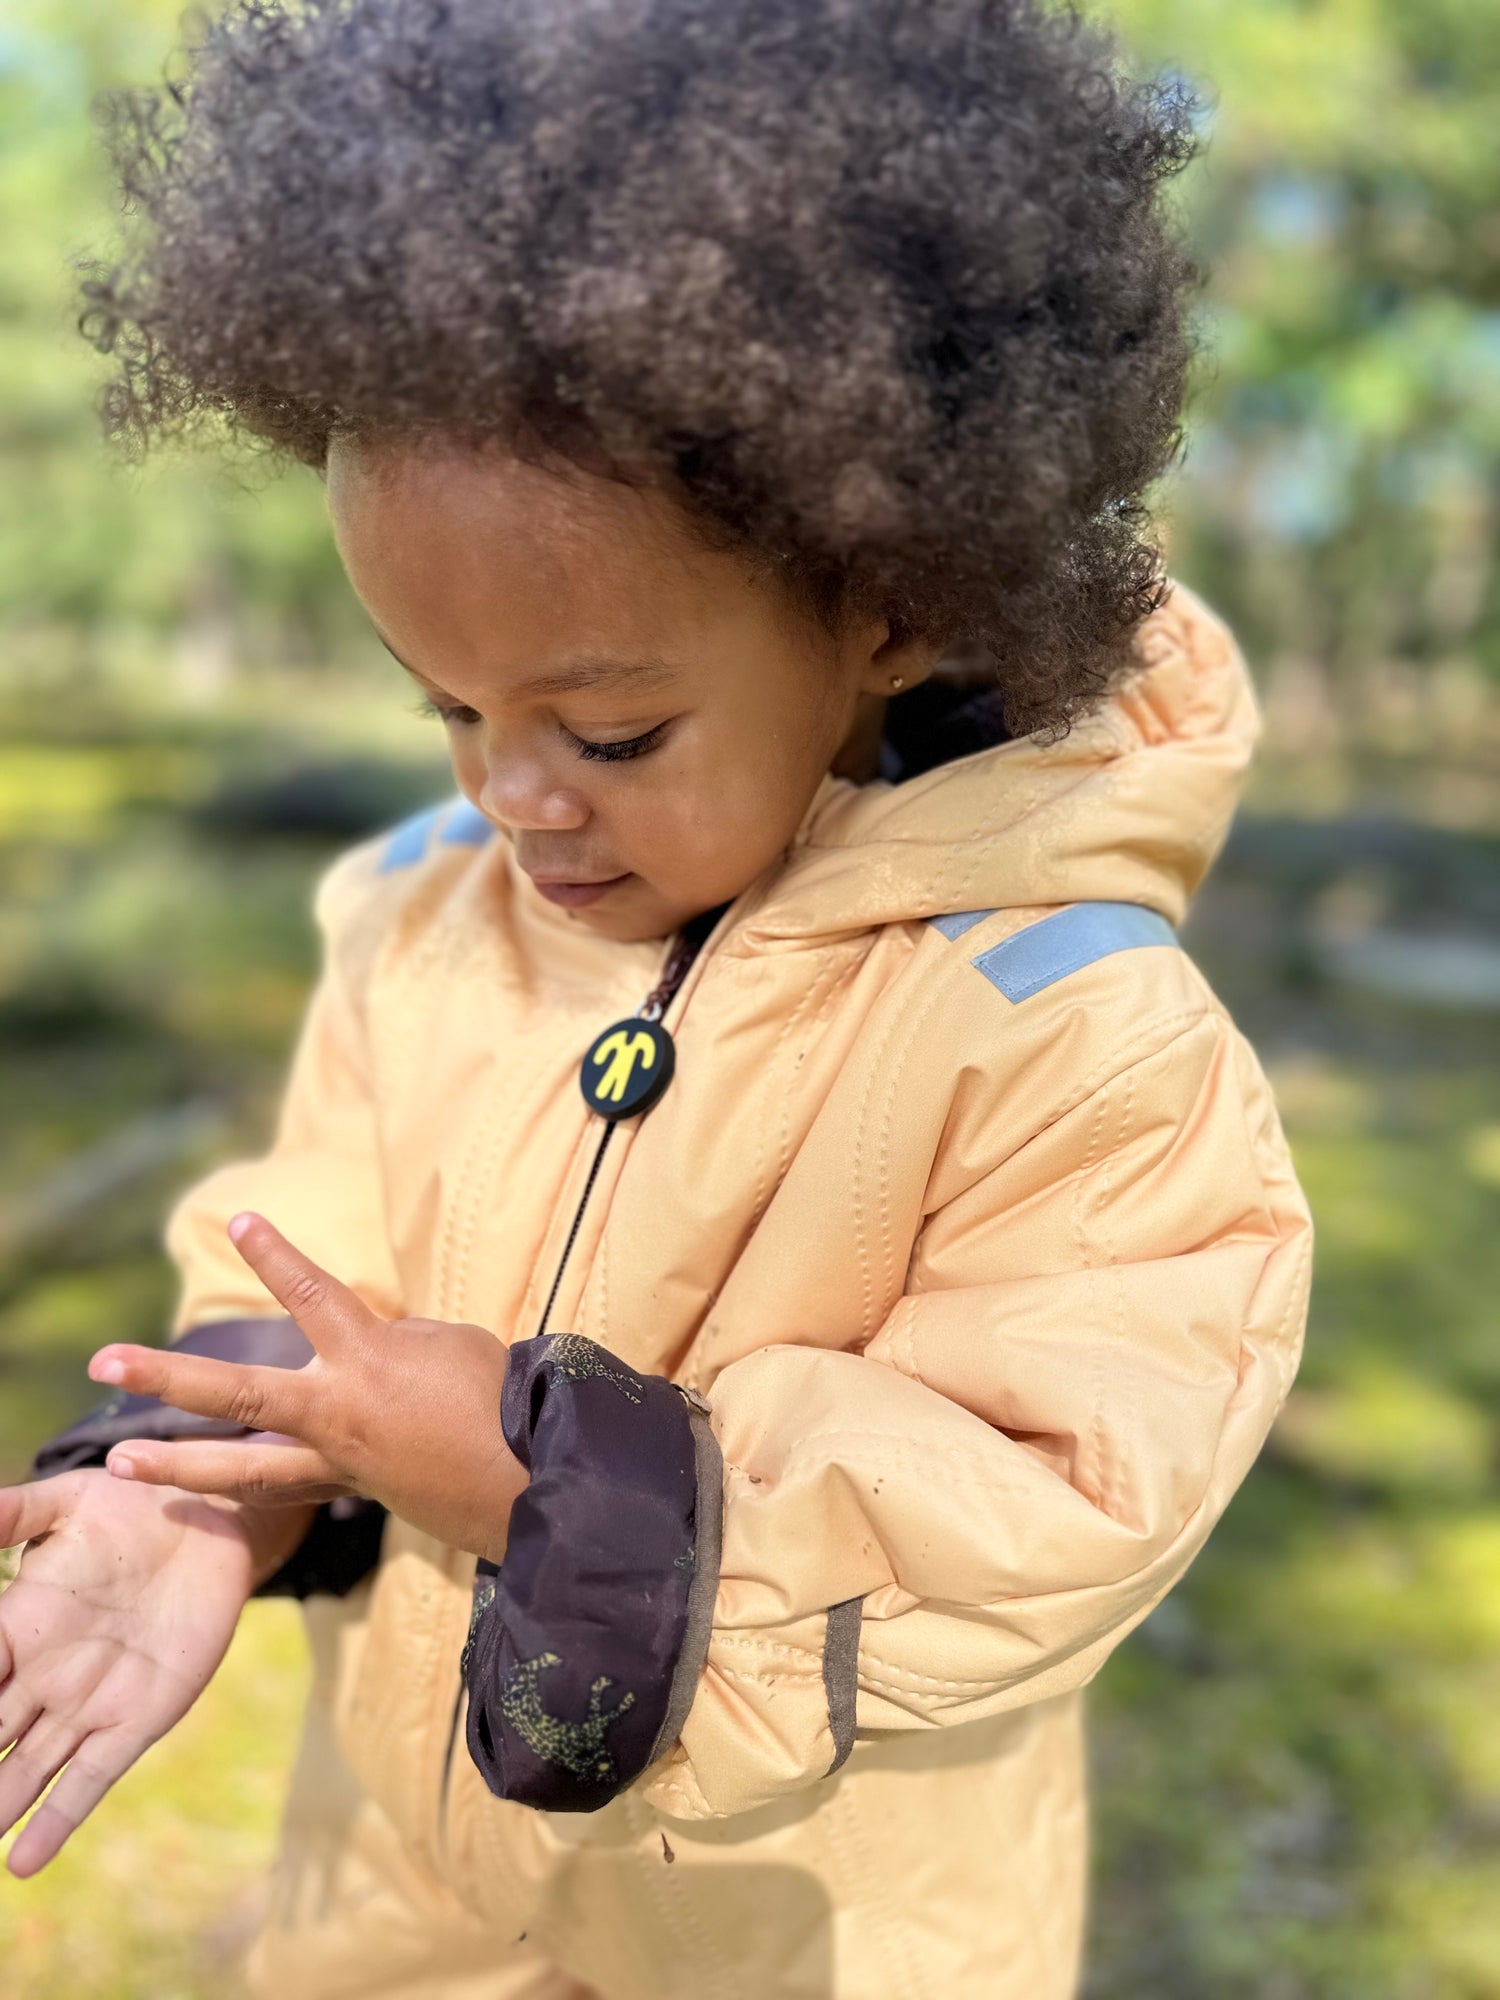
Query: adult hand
xmin=0 ymin=1471 xmax=255 ymax=1876
xmin=86 ymin=1214 xmax=527 ymax=1562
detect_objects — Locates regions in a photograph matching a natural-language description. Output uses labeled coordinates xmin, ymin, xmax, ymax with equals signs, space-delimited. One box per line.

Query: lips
xmin=525 ymin=872 xmax=632 ymax=909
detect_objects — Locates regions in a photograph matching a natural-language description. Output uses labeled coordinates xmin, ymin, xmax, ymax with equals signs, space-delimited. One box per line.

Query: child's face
xmin=326 ymin=437 xmax=929 ymax=941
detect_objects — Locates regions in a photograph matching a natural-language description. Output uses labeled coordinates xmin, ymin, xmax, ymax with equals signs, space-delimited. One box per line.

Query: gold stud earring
xmin=889 ymin=674 xmax=905 ymax=691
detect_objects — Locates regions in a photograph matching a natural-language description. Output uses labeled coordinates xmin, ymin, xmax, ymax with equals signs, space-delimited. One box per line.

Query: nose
xmin=479 ymin=750 xmax=590 ymax=833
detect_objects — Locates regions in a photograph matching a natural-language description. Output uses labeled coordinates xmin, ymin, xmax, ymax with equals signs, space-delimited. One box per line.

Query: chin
xmin=565 ymin=894 xmax=675 ymax=945
xmin=536 ymin=864 xmax=731 ymax=944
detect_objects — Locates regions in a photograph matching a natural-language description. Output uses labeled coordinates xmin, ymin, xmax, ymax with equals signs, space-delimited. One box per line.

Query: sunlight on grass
xmin=0 ymin=745 xmax=213 ymax=840
xmin=1274 ymin=1362 xmax=1493 ymax=1497
xmin=0 ymin=1602 xmax=308 ymax=2000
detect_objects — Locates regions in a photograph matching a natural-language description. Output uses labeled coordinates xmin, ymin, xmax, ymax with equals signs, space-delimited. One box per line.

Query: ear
xmin=857 ymin=623 xmax=944 ymax=699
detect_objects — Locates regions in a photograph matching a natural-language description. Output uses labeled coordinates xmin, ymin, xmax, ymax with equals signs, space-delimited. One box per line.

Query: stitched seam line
xmin=623 ymin=1790 xmax=741 ymax=2000
xmin=1073 ymin=1077 xmax=1111 ymax=1518
xmin=856 ymin=1655 xmax=1006 ymax=1691
xmin=741 ymin=1427 xmax=1035 ymax=1480
xmin=826 ymin=1767 xmax=932 ymax=2000
xmin=438 ymin=1049 xmax=558 ymax=1323
xmin=854 ymin=965 xmax=962 ymax=1338
xmin=650 ymin=1752 xmax=713 ymax=1817
xmin=1026 ymin=1005 xmax=1216 ymax=1140
xmin=712 ymin=1634 xmax=825 ymax=1663
xmin=1111 ymin=1065 xmax=1137 ymax=1521
xmin=713 ymin=1663 xmax=826 ymax=1687
xmin=781 ymin=950 xmax=865 ymax=1189
xmin=760 ymin=949 xmax=858 ymax=1223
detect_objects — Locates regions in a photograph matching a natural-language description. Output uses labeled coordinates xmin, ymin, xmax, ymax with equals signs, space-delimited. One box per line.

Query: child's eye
xmin=415 ymin=695 xmax=483 ymax=727
xmin=565 ymin=722 xmax=669 ymax=764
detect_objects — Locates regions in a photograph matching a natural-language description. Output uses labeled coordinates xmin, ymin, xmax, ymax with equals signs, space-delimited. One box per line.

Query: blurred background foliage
xmin=1 ymin=0 xmax=1498 ymax=1995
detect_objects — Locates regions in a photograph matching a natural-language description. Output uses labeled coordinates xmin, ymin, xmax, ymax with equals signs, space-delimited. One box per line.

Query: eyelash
xmin=415 ymin=697 xmax=667 ymax=764
xmin=415 ymin=696 xmax=482 ymax=727
xmin=566 ymin=722 xmax=668 ymax=763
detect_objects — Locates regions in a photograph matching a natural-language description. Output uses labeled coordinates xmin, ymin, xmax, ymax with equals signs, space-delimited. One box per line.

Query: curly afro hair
xmin=83 ymin=0 xmax=1204 ymax=735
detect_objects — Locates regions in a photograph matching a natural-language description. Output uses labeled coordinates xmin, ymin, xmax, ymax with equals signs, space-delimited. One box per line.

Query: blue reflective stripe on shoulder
xmin=927 ymin=908 xmax=996 ymax=940
xmin=969 ymin=902 xmax=1177 ymax=1003
xmin=378 ymin=798 xmax=496 ymax=872
xmin=437 ymin=799 xmax=496 ymax=848
xmin=378 ymin=804 xmax=445 ymax=873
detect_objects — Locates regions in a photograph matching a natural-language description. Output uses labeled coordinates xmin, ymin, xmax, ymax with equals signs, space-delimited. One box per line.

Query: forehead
xmin=325 ymin=435 xmax=751 ymax=666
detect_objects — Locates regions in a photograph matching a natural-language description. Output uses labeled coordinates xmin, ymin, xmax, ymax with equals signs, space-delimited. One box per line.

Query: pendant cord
xmin=637 ymin=899 xmax=729 ymax=1021
xmin=537 ymin=899 xmax=730 ymax=1334
xmin=534 ymin=1121 xmax=617 ymax=1339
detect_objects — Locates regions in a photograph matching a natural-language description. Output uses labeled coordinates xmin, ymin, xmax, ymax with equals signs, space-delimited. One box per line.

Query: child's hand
xmin=0 ymin=1470 xmax=255 ymax=1876
xmin=86 ymin=1214 xmax=528 ymax=1563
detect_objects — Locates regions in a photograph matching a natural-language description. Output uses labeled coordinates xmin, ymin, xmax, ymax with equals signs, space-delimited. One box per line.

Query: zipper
xmin=437 ymin=901 xmax=729 ymax=1840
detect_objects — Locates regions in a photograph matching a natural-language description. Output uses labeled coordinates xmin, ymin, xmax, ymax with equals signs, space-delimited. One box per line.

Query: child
xmin=0 ymin=2 xmax=1311 ymax=1996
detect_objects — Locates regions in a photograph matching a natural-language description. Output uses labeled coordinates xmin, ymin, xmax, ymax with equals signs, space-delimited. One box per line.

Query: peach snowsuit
xmin=151 ymin=581 xmax=1310 ymax=1999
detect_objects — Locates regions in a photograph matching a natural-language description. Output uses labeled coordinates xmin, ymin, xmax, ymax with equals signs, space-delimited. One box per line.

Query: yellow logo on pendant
xmin=590 ymin=1028 xmax=657 ymax=1103
xmin=580 ymin=1015 xmax=675 ymax=1120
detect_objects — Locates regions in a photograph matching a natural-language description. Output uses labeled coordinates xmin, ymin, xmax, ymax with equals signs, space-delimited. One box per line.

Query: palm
xmin=0 ymin=1469 xmax=253 ymax=1876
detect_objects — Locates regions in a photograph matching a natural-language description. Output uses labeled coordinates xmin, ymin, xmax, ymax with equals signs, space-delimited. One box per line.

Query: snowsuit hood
xmin=746 ymin=578 xmax=1257 ymax=942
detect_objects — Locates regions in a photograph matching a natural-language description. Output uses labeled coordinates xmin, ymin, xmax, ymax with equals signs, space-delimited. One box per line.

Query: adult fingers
xmin=86 ymin=1346 xmax=312 ymax=1441
xmin=0 ymin=1715 xmax=78 ymax=1845
xmin=0 ymin=1480 xmax=68 ymax=1554
xmin=5 ymin=1722 xmax=150 ymax=1877
xmin=225 ymin=1212 xmax=383 ymax=1359
xmin=107 ymin=1437 xmax=347 ymax=1504
xmin=0 ymin=1686 xmax=41 ymax=1758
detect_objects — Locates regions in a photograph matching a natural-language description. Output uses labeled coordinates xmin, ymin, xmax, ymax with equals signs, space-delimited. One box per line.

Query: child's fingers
xmin=226 ymin=1212 xmax=383 ymax=1358
xmin=3 ymin=1723 xmax=146 ymax=1877
xmin=87 ymin=1346 xmax=314 ymax=1443
xmin=106 ymin=1436 xmax=347 ymax=1504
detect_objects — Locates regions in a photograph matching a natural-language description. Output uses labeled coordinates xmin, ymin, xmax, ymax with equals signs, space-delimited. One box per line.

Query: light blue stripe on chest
xmin=928 ymin=901 xmax=1178 ymax=1001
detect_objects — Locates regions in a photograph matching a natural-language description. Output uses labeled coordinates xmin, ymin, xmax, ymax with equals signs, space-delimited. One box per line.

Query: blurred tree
xmin=0 ymin=0 xmax=349 ymax=695
xmin=1112 ymin=0 xmax=1500 ymax=705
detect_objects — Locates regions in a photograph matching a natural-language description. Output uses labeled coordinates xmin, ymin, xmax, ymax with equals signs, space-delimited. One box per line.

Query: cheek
xmin=631 ymin=739 xmax=810 ymax=876
xmin=447 ymin=732 xmax=488 ymax=798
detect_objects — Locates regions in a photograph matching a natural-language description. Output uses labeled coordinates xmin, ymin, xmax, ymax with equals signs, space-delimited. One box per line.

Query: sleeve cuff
xmin=29 ymin=1315 xmax=384 ymax=1602
xmin=461 ymin=1332 xmax=722 ymax=1813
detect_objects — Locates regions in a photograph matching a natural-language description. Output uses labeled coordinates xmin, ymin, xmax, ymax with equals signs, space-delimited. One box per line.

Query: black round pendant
xmin=579 ymin=1016 xmax=676 ymax=1120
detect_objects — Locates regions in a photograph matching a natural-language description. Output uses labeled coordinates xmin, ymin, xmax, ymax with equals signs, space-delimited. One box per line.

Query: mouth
xmin=525 ymin=872 xmax=633 ymax=909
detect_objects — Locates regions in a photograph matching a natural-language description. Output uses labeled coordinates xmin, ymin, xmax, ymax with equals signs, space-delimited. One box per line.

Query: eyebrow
xmin=373 ymin=629 xmax=680 ymax=700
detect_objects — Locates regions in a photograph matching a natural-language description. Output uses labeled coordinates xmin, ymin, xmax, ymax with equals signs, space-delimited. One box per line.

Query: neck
xmin=828 ymin=691 xmax=888 ymax=784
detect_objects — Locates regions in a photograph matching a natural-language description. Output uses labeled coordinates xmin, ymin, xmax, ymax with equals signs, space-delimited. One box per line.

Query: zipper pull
xmin=575 ymin=900 xmax=726 ymax=1121
xmin=579 ymin=1015 xmax=676 ymax=1119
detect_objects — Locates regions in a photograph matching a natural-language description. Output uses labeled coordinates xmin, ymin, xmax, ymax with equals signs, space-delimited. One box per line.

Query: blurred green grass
xmin=0 ymin=1593 xmax=307 ymax=2000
